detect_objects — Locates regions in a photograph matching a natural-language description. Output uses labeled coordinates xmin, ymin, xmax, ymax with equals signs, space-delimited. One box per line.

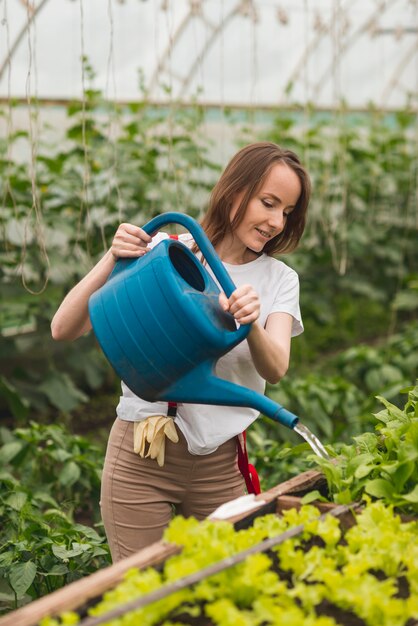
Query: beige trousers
xmin=100 ymin=418 xmax=245 ymax=562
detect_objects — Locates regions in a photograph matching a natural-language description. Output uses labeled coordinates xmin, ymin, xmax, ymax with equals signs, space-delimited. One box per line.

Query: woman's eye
xmin=262 ymin=199 xmax=273 ymax=208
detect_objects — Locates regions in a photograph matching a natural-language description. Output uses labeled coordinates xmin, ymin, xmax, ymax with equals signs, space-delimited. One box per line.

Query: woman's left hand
xmin=219 ymin=284 xmax=260 ymax=325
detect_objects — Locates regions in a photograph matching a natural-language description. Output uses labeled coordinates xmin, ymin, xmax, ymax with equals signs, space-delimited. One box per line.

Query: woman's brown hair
xmin=199 ymin=142 xmax=311 ymax=256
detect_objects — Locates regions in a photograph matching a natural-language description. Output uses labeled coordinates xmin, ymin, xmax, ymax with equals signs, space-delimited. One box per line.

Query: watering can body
xmin=88 ymin=212 xmax=299 ymax=430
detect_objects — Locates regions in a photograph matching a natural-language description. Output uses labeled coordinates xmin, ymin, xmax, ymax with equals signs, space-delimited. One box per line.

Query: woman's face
xmin=229 ymin=162 xmax=301 ymax=254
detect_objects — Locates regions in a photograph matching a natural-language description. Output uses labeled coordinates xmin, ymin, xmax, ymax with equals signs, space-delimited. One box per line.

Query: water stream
xmin=293 ymin=422 xmax=330 ymax=459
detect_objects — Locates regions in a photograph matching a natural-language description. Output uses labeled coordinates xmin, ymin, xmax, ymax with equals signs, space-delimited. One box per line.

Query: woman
xmin=51 ymin=142 xmax=311 ymax=561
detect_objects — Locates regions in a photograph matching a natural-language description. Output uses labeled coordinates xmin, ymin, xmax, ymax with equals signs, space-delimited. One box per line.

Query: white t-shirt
xmin=116 ymin=232 xmax=303 ymax=455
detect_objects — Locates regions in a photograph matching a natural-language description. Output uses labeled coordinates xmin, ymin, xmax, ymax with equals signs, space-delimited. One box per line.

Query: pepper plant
xmin=0 ymin=421 xmax=109 ymax=613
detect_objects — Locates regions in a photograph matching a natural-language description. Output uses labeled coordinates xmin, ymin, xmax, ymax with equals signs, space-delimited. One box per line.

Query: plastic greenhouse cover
xmin=0 ymin=0 xmax=417 ymax=109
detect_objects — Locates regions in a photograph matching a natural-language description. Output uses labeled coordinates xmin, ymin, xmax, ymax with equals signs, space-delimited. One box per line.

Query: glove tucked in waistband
xmin=133 ymin=415 xmax=179 ymax=467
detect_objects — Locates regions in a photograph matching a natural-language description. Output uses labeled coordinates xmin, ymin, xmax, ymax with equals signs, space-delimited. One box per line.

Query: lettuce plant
xmin=39 ymin=501 xmax=418 ymax=626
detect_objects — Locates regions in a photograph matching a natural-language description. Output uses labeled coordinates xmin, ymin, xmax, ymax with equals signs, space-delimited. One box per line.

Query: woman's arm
xmin=247 ymin=314 xmax=293 ymax=384
xmin=219 ymin=285 xmax=293 ymax=384
xmin=51 ymin=223 xmax=152 ymax=341
xmin=51 ymin=249 xmax=116 ymax=341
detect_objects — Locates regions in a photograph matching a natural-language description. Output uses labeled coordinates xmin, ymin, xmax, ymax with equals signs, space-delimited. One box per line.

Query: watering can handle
xmin=142 ymin=212 xmax=238 ymax=297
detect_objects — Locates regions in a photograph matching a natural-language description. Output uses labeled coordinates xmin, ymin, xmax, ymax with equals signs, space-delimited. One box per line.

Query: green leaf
xmin=402 ymin=484 xmax=418 ymax=503
xmin=52 ymin=544 xmax=86 ymax=561
xmin=0 ymin=577 xmax=15 ymax=602
xmin=0 ymin=441 xmax=24 ymax=464
xmin=0 ymin=470 xmax=18 ymax=484
xmin=6 ymin=492 xmax=27 ymax=511
xmin=9 ymin=561 xmax=37 ymax=599
xmin=58 ymin=461 xmax=81 ymax=487
xmin=389 ymin=461 xmax=415 ymax=491
xmin=374 ymin=396 xmax=407 ymax=422
xmin=392 ymin=290 xmax=418 ymax=312
xmin=33 ymin=492 xmax=60 ymax=508
xmin=301 ymin=490 xmax=328 ymax=504
xmin=364 ymin=479 xmax=395 ymax=500
xmin=39 ymin=372 xmax=88 ymax=413
xmin=0 ymin=377 xmax=29 ymax=419
xmin=354 ymin=463 xmax=375 ymax=479
xmin=42 ymin=564 xmax=69 ymax=577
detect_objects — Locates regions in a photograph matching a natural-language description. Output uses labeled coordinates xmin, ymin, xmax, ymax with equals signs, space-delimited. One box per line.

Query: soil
xmin=157 ymin=601 xmax=375 ymax=626
xmin=316 ymin=601 xmax=366 ymax=626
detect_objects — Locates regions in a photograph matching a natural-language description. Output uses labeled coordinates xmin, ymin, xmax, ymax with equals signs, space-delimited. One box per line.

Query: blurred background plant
xmin=0 ymin=421 xmax=110 ymax=612
xmin=2 ymin=96 xmax=417 ymax=429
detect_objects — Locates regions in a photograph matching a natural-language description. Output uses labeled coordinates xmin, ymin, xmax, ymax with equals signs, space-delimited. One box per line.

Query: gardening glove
xmin=133 ymin=415 xmax=179 ymax=467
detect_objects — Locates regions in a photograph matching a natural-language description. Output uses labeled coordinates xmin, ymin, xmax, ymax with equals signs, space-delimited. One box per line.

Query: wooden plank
xmin=262 ymin=468 xmax=326 ymax=499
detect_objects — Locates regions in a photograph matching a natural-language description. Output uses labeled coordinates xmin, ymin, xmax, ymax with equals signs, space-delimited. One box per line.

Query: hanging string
xmin=248 ymin=1 xmax=258 ymax=137
xmin=331 ymin=0 xmax=349 ymax=275
xmin=190 ymin=0 xmax=207 ymax=212
xmin=302 ymin=0 xmax=311 ymax=173
xmin=74 ymin=0 xmax=89 ymax=249
xmin=21 ymin=0 xmax=50 ymax=295
xmin=152 ymin=0 xmax=165 ymax=214
xmin=191 ymin=3 xmax=204 ymax=94
xmin=1 ymin=0 xmax=18 ymax=233
xmin=105 ymin=0 xmax=123 ymax=237
xmin=163 ymin=1 xmax=182 ymax=216
xmin=235 ymin=1 xmax=253 ymax=141
xmin=218 ymin=0 xmax=227 ymax=163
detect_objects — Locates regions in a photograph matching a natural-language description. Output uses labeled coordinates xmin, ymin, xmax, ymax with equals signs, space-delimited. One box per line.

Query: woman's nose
xmin=269 ymin=210 xmax=285 ymax=231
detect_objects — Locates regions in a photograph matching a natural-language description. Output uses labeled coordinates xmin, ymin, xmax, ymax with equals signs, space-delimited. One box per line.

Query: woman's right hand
xmin=111 ymin=223 xmax=153 ymax=260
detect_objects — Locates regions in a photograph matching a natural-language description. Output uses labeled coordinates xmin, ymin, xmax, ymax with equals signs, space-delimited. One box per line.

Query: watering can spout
xmin=161 ymin=362 xmax=299 ymax=430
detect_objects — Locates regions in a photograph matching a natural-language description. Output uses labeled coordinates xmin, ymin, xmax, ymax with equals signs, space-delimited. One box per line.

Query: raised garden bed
xmin=2 ymin=467 xmax=416 ymax=626
xmin=0 ymin=469 xmax=334 ymax=626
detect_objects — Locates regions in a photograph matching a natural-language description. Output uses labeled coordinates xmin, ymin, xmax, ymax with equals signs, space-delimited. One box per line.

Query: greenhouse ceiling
xmin=1 ymin=0 xmax=418 ymax=110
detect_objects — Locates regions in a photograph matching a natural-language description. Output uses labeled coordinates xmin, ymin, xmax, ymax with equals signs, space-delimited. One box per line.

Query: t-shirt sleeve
xmin=270 ymin=268 xmax=304 ymax=337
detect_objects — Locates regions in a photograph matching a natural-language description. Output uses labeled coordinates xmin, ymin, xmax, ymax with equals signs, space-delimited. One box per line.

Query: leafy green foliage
xmin=39 ymin=501 xmax=418 ymax=626
xmin=0 ymin=422 xmax=109 ymax=612
xmin=311 ymin=383 xmax=418 ymax=513
xmin=268 ymin=108 xmax=418 ymax=365
xmin=248 ymin=325 xmax=418 ymax=492
xmin=2 ymin=97 xmax=418 ymax=423
xmin=0 ymin=421 xmax=104 ymax=519
xmin=0 ymin=79 xmax=218 ymax=422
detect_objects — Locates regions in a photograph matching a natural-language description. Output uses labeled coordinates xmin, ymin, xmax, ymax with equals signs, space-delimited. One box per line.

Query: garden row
xmin=1 ymin=384 xmax=417 ymax=625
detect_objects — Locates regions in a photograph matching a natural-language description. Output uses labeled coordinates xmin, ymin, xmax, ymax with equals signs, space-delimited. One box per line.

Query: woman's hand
xmin=219 ymin=285 xmax=293 ymax=383
xmin=111 ymin=223 xmax=152 ymax=260
xmin=218 ymin=284 xmax=260 ymax=325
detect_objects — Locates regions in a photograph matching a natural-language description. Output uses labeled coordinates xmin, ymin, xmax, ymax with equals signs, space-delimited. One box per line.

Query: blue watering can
xmin=88 ymin=212 xmax=299 ymax=430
